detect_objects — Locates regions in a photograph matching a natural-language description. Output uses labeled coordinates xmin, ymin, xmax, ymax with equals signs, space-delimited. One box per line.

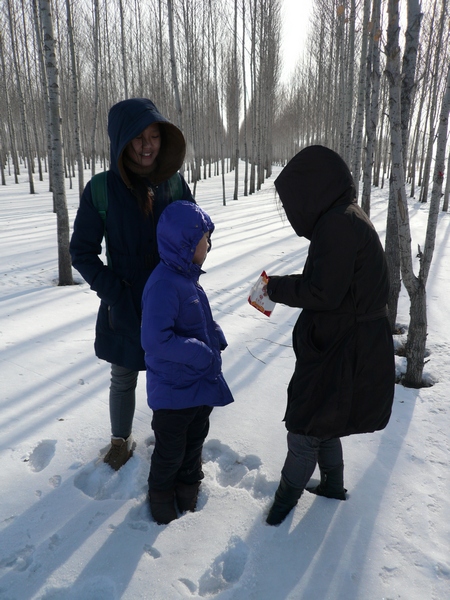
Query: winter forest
xmin=1 ymin=0 xmax=450 ymax=391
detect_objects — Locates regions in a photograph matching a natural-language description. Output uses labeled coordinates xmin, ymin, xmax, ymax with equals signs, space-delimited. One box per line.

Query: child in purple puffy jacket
xmin=141 ymin=200 xmax=234 ymax=524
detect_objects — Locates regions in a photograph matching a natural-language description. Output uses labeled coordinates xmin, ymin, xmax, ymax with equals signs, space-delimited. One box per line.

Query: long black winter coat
xmin=70 ymin=98 xmax=194 ymax=371
xmin=268 ymin=146 xmax=395 ymax=438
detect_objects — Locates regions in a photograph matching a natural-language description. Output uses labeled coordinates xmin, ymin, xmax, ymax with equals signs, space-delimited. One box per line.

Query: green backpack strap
xmin=90 ymin=171 xmax=112 ymax=268
xmin=167 ymin=172 xmax=183 ymax=200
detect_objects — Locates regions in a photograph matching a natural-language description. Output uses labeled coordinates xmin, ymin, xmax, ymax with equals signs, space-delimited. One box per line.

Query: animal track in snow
xmin=25 ymin=439 xmax=57 ymax=472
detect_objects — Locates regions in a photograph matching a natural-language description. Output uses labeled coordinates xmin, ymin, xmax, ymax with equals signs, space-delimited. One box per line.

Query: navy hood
xmin=275 ymin=145 xmax=356 ymax=240
xmin=107 ymin=98 xmax=186 ymax=186
xmin=157 ymin=201 xmax=214 ymax=276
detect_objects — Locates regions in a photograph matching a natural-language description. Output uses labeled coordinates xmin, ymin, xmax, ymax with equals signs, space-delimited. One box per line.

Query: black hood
xmin=274 ymin=145 xmax=356 ymax=240
xmin=107 ymin=98 xmax=186 ymax=186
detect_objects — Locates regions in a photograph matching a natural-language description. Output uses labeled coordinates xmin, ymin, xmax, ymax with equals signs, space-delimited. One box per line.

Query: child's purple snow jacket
xmin=141 ymin=201 xmax=234 ymax=411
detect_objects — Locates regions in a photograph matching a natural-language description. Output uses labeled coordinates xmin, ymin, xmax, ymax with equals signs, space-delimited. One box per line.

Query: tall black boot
xmin=306 ymin=464 xmax=347 ymax=500
xmin=266 ymin=477 xmax=303 ymax=526
xmin=149 ymin=489 xmax=178 ymax=524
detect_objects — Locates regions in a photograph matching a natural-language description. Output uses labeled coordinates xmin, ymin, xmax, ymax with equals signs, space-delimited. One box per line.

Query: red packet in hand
xmin=248 ymin=271 xmax=276 ymax=317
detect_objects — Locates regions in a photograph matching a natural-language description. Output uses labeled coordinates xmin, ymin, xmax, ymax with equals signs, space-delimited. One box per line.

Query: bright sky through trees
xmin=280 ymin=0 xmax=314 ymax=82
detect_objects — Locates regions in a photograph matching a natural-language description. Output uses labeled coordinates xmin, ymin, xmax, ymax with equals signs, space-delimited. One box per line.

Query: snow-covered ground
xmin=1 ymin=163 xmax=449 ymax=600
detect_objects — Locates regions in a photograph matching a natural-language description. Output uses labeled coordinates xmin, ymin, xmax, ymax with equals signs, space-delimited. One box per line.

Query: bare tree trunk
xmin=242 ymin=0 xmax=249 ymax=196
xmin=443 ymin=151 xmax=450 ymax=212
xmin=343 ymin=0 xmax=356 ymax=166
xmin=422 ymin=63 xmax=450 ymax=277
xmin=232 ymin=0 xmax=239 ymax=200
xmin=167 ymin=0 xmax=182 ymax=129
xmin=118 ymin=0 xmax=129 ymax=98
xmin=21 ymin=0 xmax=43 ymax=182
xmin=385 ymin=0 xmax=422 ymax=332
xmin=39 ymin=0 xmax=73 ymax=286
xmin=361 ymin=0 xmax=381 ymax=216
xmin=385 ymin=0 xmax=442 ymax=388
xmin=66 ymin=0 xmax=84 ymax=197
xmin=418 ymin=0 xmax=446 ymax=204
xmin=32 ymin=0 xmax=52 ymax=190
xmin=401 ymin=0 xmax=422 ymax=165
xmin=6 ymin=0 xmax=35 ymax=193
xmin=157 ymin=0 xmax=167 ymax=110
xmin=0 ymin=29 xmax=20 ymax=183
xmin=91 ymin=0 xmax=100 ymax=177
xmin=208 ymin=0 xmax=226 ymax=204
xmin=0 ymin=134 xmax=5 ymax=185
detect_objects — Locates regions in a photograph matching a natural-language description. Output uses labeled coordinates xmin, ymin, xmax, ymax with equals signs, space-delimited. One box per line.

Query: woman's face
xmin=126 ymin=123 xmax=161 ymax=169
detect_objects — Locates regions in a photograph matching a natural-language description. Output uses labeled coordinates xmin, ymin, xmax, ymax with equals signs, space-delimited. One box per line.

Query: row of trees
xmin=0 ymin=0 xmax=282 ymax=198
xmin=1 ymin=0 xmax=450 ymax=388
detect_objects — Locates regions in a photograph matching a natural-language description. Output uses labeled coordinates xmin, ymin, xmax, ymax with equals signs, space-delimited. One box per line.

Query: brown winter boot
xmin=175 ymin=481 xmax=201 ymax=513
xmin=149 ymin=489 xmax=177 ymax=525
xmin=103 ymin=435 xmax=134 ymax=471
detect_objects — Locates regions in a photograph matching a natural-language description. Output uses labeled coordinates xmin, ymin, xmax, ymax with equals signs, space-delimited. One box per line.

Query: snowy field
xmin=0 ymin=163 xmax=449 ymax=600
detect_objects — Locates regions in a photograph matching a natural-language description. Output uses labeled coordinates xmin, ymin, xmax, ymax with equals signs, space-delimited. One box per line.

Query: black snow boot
xmin=266 ymin=477 xmax=303 ymax=526
xmin=175 ymin=481 xmax=201 ymax=513
xmin=306 ymin=464 xmax=347 ymax=500
xmin=149 ymin=489 xmax=177 ymax=525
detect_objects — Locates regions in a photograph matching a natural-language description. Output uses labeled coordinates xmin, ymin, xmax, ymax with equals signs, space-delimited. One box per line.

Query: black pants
xmin=281 ymin=432 xmax=343 ymax=489
xmin=149 ymin=405 xmax=213 ymax=491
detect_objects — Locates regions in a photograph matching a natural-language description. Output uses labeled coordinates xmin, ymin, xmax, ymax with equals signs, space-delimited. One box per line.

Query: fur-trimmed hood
xmin=107 ymin=98 xmax=186 ymax=187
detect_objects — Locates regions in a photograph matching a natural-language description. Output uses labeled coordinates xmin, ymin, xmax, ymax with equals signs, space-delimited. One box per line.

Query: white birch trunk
xmin=167 ymin=0 xmax=182 ymax=129
xmin=39 ymin=0 xmax=73 ymax=286
xmin=6 ymin=0 xmax=35 ymax=194
xmin=361 ymin=0 xmax=382 ymax=217
xmin=118 ymin=0 xmax=129 ymax=98
xmin=91 ymin=0 xmax=100 ymax=176
xmin=66 ymin=0 xmax=84 ymax=197
xmin=233 ymin=0 xmax=239 ymax=200
xmin=0 ymin=28 xmax=20 ymax=183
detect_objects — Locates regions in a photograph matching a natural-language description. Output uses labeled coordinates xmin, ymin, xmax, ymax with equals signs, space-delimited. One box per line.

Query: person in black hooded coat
xmin=70 ymin=98 xmax=194 ymax=470
xmin=265 ymin=145 xmax=395 ymax=526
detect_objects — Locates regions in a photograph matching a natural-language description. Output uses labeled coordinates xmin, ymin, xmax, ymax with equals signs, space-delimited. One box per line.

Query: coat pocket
xmin=178 ymin=294 xmax=205 ymax=329
xmin=108 ymin=286 xmax=140 ymax=335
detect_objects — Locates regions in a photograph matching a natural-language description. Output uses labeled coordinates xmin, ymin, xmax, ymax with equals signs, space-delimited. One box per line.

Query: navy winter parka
xmin=141 ymin=201 xmax=234 ymax=411
xmin=268 ymin=146 xmax=395 ymax=439
xmin=70 ymin=99 xmax=194 ymax=371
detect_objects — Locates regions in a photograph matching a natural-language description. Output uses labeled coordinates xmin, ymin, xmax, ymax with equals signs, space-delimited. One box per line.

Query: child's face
xmin=193 ymin=232 xmax=210 ymax=265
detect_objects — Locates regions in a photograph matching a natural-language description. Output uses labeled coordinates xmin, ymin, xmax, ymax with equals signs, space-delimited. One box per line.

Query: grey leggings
xmin=109 ymin=364 xmax=139 ymax=439
xmin=281 ymin=432 xmax=343 ymax=489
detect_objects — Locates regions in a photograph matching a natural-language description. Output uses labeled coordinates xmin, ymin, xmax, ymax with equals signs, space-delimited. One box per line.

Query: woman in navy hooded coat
xmin=265 ymin=146 xmax=395 ymax=526
xmin=70 ymin=98 xmax=194 ymax=470
xmin=141 ymin=201 xmax=233 ymax=524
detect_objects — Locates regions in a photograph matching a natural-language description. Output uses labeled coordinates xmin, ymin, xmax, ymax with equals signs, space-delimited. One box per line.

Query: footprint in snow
xmin=25 ymin=440 xmax=56 ymax=472
xmin=73 ymin=458 xmax=139 ymax=501
xmin=203 ymin=439 xmax=272 ymax=499
xmin=0 ymin=544 xmax=35 ymax=573
xmin=144 ymin=544 xmax=161 ymax=559
xmin=198 ymin=536 xmax=249 ymax=596
xmin=39 ymin=576 xmax=118 ymax=600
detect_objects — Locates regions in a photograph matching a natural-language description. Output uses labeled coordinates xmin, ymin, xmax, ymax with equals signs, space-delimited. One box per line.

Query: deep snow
xmin=0 ymin=163 xmax=449 ymax=600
